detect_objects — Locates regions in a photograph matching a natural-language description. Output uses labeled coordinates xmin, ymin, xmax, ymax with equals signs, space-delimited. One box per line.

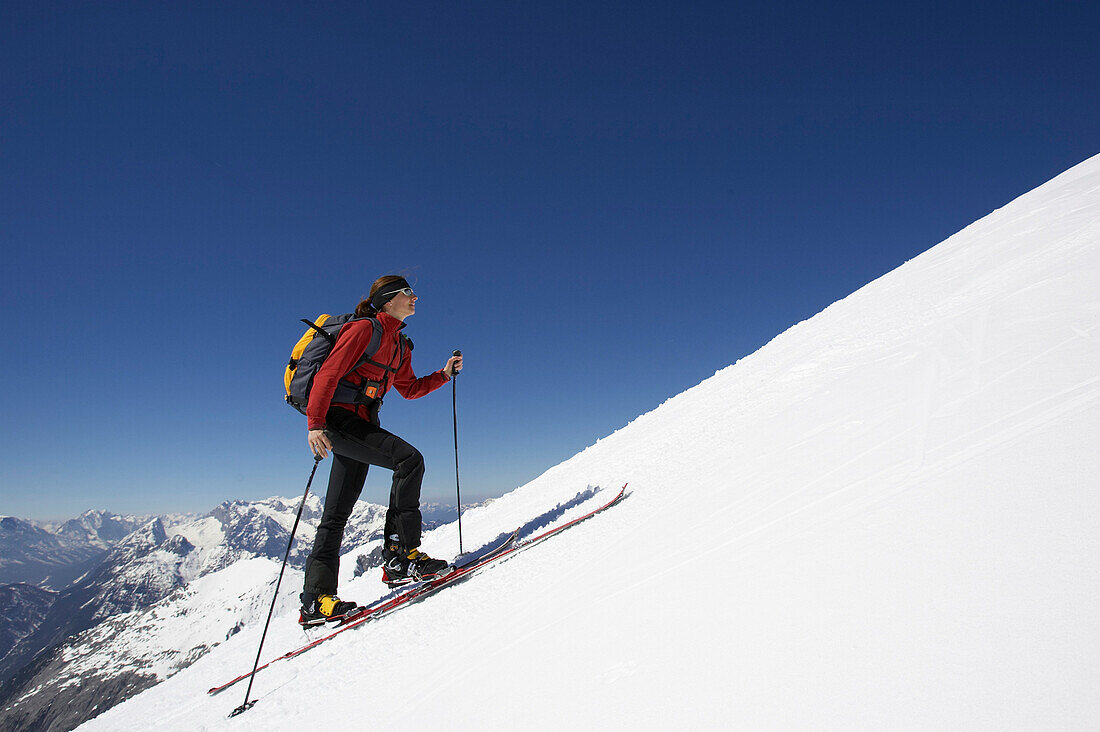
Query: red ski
xmin=209 ymin=484 xmax=627 ymax=697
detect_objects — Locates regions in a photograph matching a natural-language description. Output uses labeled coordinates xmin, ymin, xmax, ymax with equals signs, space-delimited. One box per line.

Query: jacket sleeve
xmin=306 ymin=320 xmax=375 ymax=431
xmin=391 ymin=342 xmax=449 ymax=400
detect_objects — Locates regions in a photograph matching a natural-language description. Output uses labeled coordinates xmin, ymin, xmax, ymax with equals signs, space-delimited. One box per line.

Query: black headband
xmin=370 ymin=279 xmax=411 ymax=310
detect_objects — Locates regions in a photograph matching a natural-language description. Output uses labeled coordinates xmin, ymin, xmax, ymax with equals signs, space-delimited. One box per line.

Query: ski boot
xmin=299 ymin=593 xmax=360 ymax=627
xmin=381 ymin=536 xmax=449 ymax=587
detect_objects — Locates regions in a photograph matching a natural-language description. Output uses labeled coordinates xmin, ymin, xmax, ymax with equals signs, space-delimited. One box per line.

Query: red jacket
xmin=306 ymin=312 xmax=450 ymax=430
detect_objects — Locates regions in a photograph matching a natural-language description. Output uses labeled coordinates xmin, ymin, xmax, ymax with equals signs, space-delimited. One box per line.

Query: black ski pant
xmin=302 ymin=406 xmax=425 ymax=597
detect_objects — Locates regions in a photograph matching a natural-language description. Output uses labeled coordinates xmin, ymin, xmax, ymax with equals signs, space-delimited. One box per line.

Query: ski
xmin=209 ymin=484 xmax=626 ymax=697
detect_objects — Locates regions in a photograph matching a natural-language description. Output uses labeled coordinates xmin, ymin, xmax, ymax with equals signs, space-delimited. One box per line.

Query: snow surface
xmin=168 ymin=516 xmax=226 ymax=550
xmin=80 ymin=154 xmax=1100 ymax=730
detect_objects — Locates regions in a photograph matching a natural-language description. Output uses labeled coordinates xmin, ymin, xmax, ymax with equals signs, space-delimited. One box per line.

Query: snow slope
xmin=81 ymin=154 xmax=1100 ymax=730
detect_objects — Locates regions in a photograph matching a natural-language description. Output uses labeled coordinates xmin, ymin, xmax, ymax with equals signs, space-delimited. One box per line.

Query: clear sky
xmin=1 ymin=1 xmax=1096 ymax=521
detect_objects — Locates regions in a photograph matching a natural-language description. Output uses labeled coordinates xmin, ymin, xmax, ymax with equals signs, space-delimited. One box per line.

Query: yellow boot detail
xmin=318 ymin=594 xmax=341 ymax=617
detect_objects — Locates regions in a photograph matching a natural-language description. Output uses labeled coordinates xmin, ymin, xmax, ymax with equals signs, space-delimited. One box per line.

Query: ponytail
xmin=354 ymin=299 xmax=376 ymax=319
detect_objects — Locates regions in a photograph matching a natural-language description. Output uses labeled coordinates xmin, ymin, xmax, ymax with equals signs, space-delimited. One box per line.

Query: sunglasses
xmin=384 ymin=287 xmax=415 ymax=298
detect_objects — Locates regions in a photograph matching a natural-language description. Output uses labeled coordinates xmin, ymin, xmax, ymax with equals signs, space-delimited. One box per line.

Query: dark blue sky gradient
xmin=1 ymin=1 xmax=1096 ymax=519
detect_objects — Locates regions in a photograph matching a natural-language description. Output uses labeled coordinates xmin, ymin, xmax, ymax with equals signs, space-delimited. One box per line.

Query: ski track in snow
xmin=75 ymin=154 xmax=1100 ymax=730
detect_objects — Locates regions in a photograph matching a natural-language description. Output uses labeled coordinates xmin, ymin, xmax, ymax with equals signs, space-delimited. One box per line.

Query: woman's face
xmin=385 ymin=289 xmax=417 ymax=320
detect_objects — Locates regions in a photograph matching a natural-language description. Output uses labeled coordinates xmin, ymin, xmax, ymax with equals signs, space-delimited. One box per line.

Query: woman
xmin=299 ymin=275 xmax=463 ymax=626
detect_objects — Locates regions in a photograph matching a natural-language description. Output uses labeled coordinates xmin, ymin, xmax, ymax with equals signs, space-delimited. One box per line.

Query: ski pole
xmin=451 ymin=349 xmax=464 ymax=555
xmin=230 ymin=454 xmax=322 ymax=718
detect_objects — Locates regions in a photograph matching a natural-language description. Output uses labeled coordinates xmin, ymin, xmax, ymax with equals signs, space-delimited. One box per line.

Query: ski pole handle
xmin=451 ymin=349 xmax=462 ymax=377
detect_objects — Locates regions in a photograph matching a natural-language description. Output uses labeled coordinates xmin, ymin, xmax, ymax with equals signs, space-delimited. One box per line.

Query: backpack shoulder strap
xmin=343 ymin=317 xmax=383 ymax=375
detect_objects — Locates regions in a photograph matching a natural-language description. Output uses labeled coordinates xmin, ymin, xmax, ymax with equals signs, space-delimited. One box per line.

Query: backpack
xmin=284 ymin=314 xmax=412 ymax=416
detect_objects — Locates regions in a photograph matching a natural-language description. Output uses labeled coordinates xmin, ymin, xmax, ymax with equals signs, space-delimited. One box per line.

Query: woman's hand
xmin=444 ymin=353 xmax=464 ymax=378
xmin=308 ymin=429 xmax=332 ymax=459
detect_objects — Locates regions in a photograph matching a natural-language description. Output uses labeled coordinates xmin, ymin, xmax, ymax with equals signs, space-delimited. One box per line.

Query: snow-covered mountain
xmin=0 ymin=493 xmax=464 ymax=731
xmin=0 ymin=511 xmax=156 ymax=590
xmin=54 ymin=510 xmax=167 ymax=552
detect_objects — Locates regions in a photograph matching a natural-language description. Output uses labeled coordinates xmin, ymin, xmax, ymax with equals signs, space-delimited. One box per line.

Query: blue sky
xmin=1 ymin=1 xmax=1096 ymax=520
